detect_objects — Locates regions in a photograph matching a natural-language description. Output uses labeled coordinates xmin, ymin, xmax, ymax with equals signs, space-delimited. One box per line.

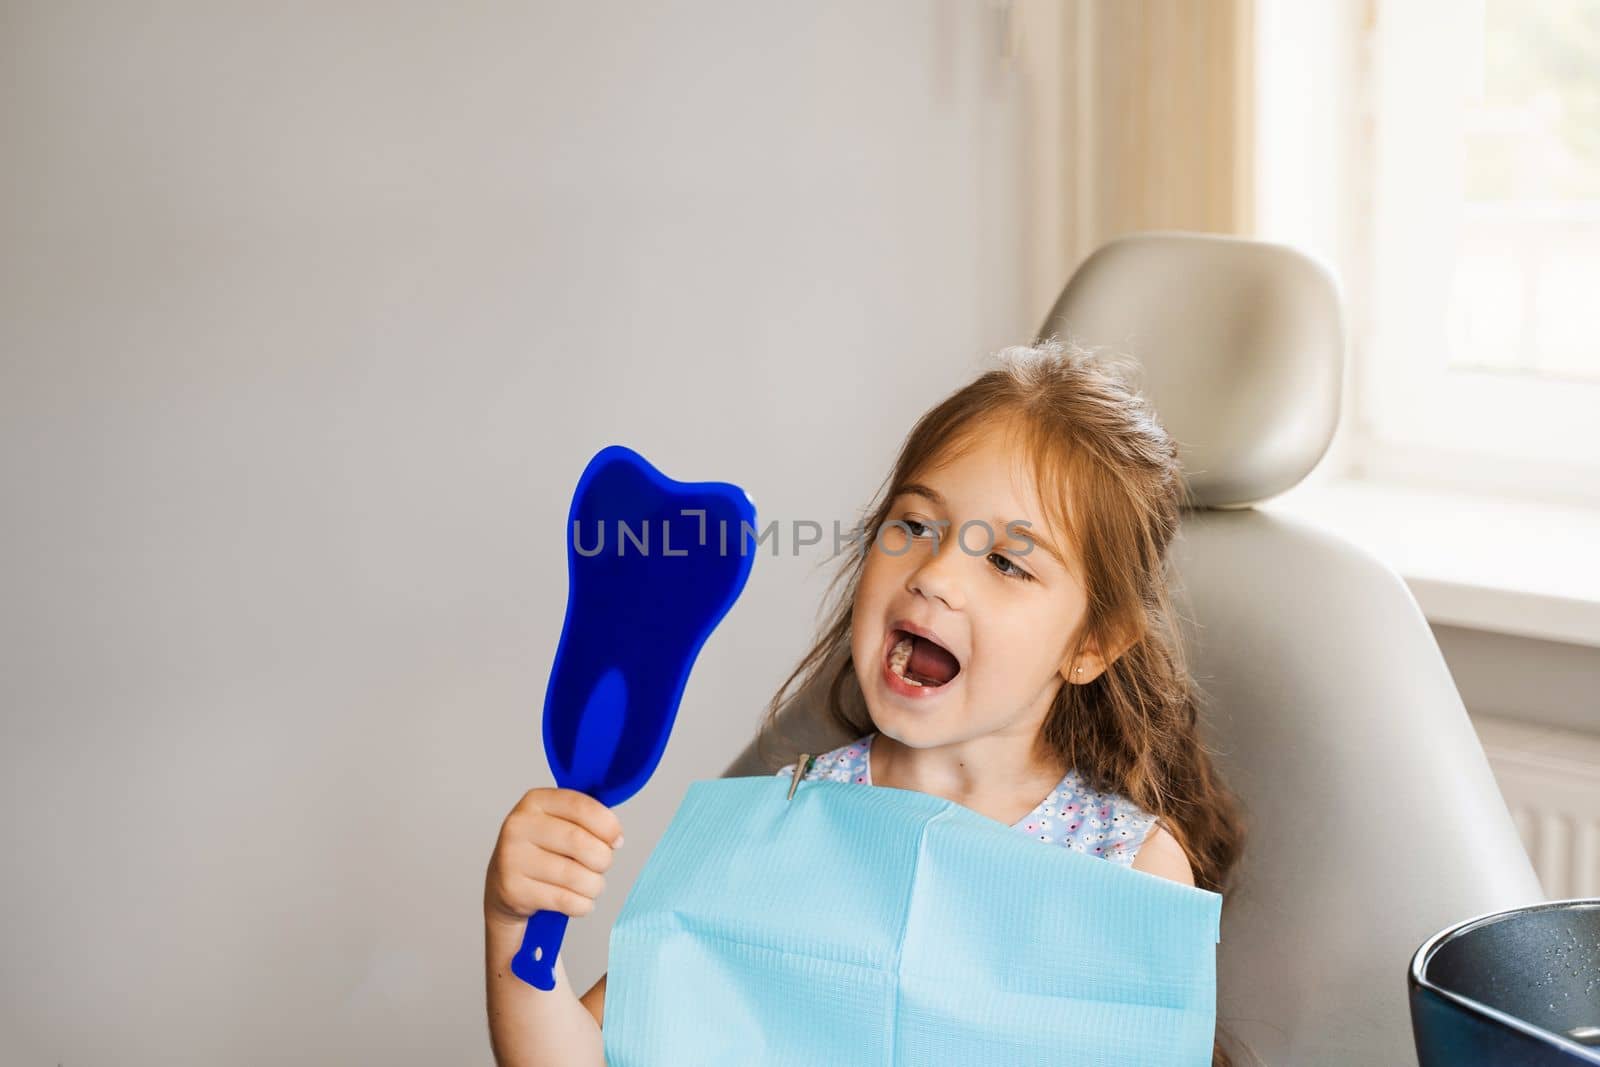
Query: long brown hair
xmin=754 ymin=335 xmax=1248 ymax=1067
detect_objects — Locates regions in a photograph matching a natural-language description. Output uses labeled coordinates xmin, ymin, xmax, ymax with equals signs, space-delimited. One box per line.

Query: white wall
xmin=0 ymin=3 xmax=1036 ymax=1063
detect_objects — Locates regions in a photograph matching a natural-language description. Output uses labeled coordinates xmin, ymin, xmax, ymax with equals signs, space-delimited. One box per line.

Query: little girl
xmin=484 ymin=336 xmax=1246 ymax=1067
xmin=755 ymin=334 xmax=1246 ymax=1064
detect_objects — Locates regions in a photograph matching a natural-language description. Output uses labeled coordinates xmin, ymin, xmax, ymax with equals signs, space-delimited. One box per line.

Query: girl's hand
xmin=484 ymin=787 xmax=625 ymax=935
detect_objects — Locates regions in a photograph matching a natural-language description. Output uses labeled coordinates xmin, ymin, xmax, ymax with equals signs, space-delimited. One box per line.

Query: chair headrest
xmin=1037 ymin=231 xmax=1346 ymax=510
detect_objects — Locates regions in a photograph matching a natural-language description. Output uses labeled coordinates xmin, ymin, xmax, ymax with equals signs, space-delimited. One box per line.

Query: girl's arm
xmin=580 ymin=972 xmax=607 ymax=1028
xmin=484 ymin=919 xmax=605 ymax=1067
xmin=482 ymin=785 xmax=624 ymax=1067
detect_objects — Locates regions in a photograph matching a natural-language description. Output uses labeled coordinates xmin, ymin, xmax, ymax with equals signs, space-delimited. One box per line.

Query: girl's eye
xmin=899 ymin=517 xmax=1035 ymax=582
xmin=989 ymin=552 xmax=1035 ymax=582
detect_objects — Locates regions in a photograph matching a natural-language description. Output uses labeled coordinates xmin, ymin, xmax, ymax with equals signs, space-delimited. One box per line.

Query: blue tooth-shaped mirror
xmin=511 ymin=444 xmax=759 ymax=990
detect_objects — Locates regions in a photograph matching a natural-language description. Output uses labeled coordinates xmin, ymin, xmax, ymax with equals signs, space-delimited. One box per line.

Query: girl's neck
xmin=868 ymin=729 xmax=1067 ymax=817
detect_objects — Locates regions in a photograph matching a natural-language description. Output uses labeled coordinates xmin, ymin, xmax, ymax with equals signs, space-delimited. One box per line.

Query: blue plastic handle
xmin=511 ymin=444 xmax=758 ymax=990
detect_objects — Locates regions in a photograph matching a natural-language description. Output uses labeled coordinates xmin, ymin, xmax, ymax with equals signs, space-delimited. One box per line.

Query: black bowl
xmin=1410 ymin=898 xmax=1600 ymax=1066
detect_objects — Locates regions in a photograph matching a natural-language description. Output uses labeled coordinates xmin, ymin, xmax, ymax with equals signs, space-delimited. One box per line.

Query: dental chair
xmin=719 ymin=231 xmax=1548 ymax=1065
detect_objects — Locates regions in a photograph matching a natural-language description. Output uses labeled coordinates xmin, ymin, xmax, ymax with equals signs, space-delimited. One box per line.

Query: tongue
xmin=908 ymin=635 xmax=960 ymax=685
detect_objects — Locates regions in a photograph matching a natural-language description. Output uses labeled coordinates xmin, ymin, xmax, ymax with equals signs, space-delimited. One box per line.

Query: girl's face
xmin=850 ymin=424 xmax=1097 ymax=753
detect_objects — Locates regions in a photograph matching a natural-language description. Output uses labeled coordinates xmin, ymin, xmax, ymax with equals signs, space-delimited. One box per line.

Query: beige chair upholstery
xmin=719 ymin=230 xmax=1546 ymax=1066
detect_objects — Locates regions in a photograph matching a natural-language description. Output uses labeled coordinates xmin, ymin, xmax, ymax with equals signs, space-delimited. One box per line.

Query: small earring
xmin=1075 ymin=667 xmax=1082 ymax=674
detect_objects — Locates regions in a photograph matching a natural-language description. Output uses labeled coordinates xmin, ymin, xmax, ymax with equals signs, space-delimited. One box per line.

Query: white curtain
xmin=1014 ymin=0 xmax=1257 ymax=325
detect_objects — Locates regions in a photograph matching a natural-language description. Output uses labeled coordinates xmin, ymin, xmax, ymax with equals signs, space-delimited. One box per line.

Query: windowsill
xmin=1256 ymin=477 xmax=1600 ymax=650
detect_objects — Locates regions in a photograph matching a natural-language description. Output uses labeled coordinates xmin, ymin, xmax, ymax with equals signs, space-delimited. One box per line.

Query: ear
xmin=1060 ymin=629 xmax=1136 ymax=685
xmin=1060 ymin=641 xmax=1108 ymax=685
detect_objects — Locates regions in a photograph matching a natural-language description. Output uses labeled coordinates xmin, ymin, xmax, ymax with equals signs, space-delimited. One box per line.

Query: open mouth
xmin=885 ymin=628 xmax=962 ymax=688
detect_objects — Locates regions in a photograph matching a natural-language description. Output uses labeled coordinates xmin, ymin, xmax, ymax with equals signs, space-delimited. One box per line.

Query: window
xmin=1257 ymin=0 xmax=1600 ymax=505
xmin=1359 ymin=0 xmax=1600 ymax=501
xmin=1452 ymin=1 xmax=1600 ymax=381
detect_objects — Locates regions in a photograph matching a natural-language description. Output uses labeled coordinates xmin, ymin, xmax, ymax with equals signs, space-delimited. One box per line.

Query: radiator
xmin=1472 ymin=712 xmax=1600 ymax=900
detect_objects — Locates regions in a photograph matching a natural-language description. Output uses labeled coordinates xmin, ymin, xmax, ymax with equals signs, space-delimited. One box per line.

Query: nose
xmin=905 ymin=534 xmax=966 ymax=611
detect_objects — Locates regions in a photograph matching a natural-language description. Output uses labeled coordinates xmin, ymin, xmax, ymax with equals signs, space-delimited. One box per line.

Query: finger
xmin=523 ymin=876 xmax=597 ymax=918
xmin=534 ymin=789 xmax=625 ymax=849
xmin=529 ymin=813 xmax=618 ymax=876
xmin=524 ymin=847 xmax=606 ymax=900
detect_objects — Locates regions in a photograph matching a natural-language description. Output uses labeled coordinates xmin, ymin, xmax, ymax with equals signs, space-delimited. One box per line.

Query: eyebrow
xmin=895 ymin=483 xmax=1069 ymax=571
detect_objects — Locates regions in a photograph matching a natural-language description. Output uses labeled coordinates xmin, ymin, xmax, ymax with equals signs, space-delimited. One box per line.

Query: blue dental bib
xmin=605 ymin=773 xmax=1224 ymax=1066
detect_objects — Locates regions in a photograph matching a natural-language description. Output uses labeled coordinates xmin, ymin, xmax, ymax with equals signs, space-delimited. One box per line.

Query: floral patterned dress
xmin=776 ymin=732 xmax=1159 ymax=866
